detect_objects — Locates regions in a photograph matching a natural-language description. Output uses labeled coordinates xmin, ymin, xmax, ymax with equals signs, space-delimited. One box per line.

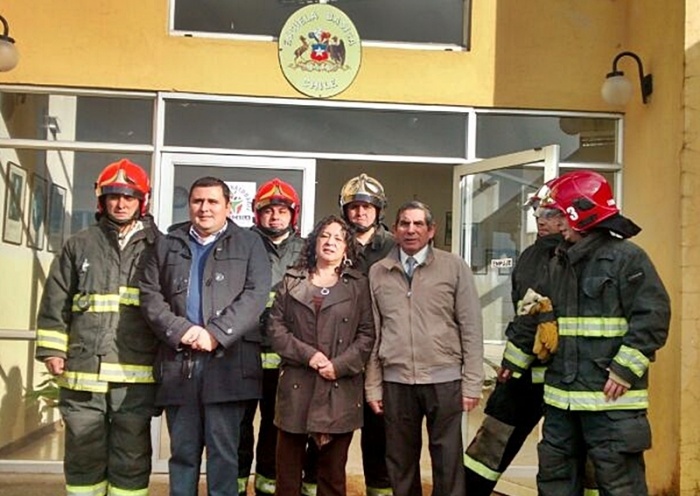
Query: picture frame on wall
xmin=2 ymin=161 xmax=28 ymax=246
xmin=26 ymin=173 xmax=48 ymax=250
xmin=47 ymin=183 xmax=67 ymax=253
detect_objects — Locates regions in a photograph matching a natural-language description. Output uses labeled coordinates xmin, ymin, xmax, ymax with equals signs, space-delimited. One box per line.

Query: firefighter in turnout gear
xmin=238 ymin=178 xmax=305 ymax=496
xmin=302 ymin=173 xmax=394 ymax=496
xmin=35 ymin=159 xmax=160 ymax=496
xmin=464 ymin=178 xmax=566 ymax=495
xmin=536 ymin=170 xmax=670 ymax=495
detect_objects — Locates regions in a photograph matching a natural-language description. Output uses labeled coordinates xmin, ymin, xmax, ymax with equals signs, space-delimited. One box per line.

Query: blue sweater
xmin=187 ymin=239 xmax=216 ymax=325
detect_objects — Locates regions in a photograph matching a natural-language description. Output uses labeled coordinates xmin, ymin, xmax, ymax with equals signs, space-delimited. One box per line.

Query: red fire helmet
xmin=94 ymin=159 xmax=151 ymax=216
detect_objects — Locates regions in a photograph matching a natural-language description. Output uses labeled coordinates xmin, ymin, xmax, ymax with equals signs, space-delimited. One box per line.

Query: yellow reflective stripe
xmin=301 ymin=482 xmax=318 ymax=496
xmin=531 ymin=366 xmax=546 ymax=384
xmin=72 ymin=294 xmax=120 ymax=313
xmin=254 ymin=473 xmax=276 ymax=494
xmin=238 ymin=477 xmax=249 ymax=494
xmin=613 ymin=345 xmax=649 ymax=378
xmin=66 ymin=480 xmax=107 ymax=496
xmin=262 ymin=352 xmax=281 ymax=369
xmin=36 ymin=329 xmax=68 ymax=352
xmin=366 ymin=487 xmax=394 ymax=496
xmin=557 ymin=317 xmax=628 ymax=337
xmin=266 ymin=290 xmax=277 ymax=309
xmin=71 ymin=287 xmax=140 ymax=312
xmin=503 ymin=341 xmax=535 ymax=369
xmin=107 ymin=484 xmax=148 ymax=496
xmin=57 ymin=371 xmax=109 ymax=393
xmin=544 ymin=385 xmax=648 ymax=410
xmin=99 ymin=363 xmax=155 ymax=383
xmin=511 ymin=371 xmax=522 ymax=379
xmin=584 ymin=490 xmax=600 ymax=496
xmin=118 ymin=286 xmax=140 ymax=306
xmin=463 ymin=453 xmax=501 ymax=482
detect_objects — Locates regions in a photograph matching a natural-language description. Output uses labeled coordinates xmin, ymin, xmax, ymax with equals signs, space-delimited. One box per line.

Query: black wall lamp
xmin=601 ymin=51 xmax=653 ymax=105
xmin=0 ymin=14 xmax=18 ymax=72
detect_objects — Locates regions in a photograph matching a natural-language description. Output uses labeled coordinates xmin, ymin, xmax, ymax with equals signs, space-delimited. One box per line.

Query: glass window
xmin=0 ymin=92 xmax=154 ymax=144
xmin=164 ymin=99 xmax=468 ymax=158
xmin=69 ymin=152 xmax=152 ymax=234
xmin=172 ymin=0 xmax=469 ymax=46
xmin=476 ymin=113 xmax=619 ymax=163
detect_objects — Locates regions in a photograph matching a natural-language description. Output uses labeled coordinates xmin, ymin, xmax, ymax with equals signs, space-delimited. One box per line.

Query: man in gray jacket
xmin=365 ymin=200 xmax=484 ymax=496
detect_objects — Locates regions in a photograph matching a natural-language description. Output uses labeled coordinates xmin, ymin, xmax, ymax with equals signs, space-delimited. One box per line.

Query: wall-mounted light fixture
xmin=0 ymin=14 xmax=18 ymax=72
xmin=601 ymin=51 xmax=652 ymax=105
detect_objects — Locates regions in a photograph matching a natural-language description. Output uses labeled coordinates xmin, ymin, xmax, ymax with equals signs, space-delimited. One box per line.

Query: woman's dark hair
xmin=295 ymin=215 xmax=358 ymax=273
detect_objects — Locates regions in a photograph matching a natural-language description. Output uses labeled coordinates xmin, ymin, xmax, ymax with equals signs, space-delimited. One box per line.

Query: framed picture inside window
xmin=47 ymin=183 xmax=67 ymax=253
xmin=26 ymin=173 xmax=48 ymax=250
xmin=2 ymin=161 xmax=28 ymax=245
xmin=444 ymin=211 xmax=452 ymax=246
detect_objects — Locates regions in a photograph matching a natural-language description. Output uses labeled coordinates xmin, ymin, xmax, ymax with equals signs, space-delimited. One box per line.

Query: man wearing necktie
xmin=365 ymin=200 xmax=484 ymax=496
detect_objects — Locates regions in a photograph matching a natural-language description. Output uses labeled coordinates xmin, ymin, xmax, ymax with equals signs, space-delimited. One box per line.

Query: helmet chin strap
xmin=351 ymin=222 xmax=374 ymax=233
xmin=104 ymin=212 xmax=139 ymax=227
xmin=258 ymin=224 xmax=293 ymax=239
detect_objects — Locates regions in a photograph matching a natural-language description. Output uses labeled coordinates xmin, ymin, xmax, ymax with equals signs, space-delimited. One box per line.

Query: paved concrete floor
xmin=0 ymin=473 xmax=444 ymax=495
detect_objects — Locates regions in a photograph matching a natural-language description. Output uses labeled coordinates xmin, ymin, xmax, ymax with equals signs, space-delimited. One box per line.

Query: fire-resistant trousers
xmin=360 ymin=402 xmax=393 ymax=495
xmin=59 ymin=383 xmax=157 ymax=495
xmin=537 ymin=405 xmax=650 ymax=496
xmin=238 ymin=369 xmax=279 ymax=495
xmin=464 ymin=375 xmax=544 ymax=496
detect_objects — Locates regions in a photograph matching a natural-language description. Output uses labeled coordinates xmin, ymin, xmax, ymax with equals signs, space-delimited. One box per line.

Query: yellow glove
xmin=531 ymin=297 xmax=558 ymax=361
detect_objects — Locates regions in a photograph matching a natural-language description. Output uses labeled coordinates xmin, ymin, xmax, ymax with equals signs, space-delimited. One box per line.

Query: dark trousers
xmin=537 ymin=405 xmax=650 ymax=496
xmin=59 ymin=383 xmax=156 ymax=493
xmin=383 ymin=381 xmax=465 ymax=496
xmin=238 ymin=369 xmax=279 ymax=494
xmin=464 ymin=375 xmax=544 ymax=496
xmin=361 ymin=402 xmax=392 ymax=493
xmin=165 ymin=400 xmax=247 ymax=496
xmin=276 ymin=430 xmax=353 ymax=496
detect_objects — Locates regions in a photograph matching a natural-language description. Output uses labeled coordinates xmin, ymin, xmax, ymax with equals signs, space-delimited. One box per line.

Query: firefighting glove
xmin=532 ymin=296 xmax=558 ymax=361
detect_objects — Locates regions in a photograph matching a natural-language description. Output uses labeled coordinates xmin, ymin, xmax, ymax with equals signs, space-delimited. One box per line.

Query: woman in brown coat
xmin=268 ymin=215 xmax=375 ymax=496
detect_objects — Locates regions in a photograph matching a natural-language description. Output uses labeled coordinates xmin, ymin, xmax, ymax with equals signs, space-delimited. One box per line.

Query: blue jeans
xmin=165 ymin=357 xmax=248 ymax=496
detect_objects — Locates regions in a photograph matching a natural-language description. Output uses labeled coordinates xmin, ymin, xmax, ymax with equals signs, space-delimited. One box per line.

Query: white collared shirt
xmin=399 ymin=245 xmax=429 ymax=273
xmin=189 ymin=223 xmax=227 ymax=246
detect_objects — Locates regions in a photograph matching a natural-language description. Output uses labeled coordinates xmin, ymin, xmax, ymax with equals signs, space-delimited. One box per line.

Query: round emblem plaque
xmin=278 ymin=3 xmax=362 ymax=98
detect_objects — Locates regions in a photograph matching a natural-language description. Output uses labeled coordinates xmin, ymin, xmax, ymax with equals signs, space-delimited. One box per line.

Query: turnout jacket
xmin=140 ymin=219 xmax=271 ymax=406
xmin=544 ymin=231 xmax=670 ymax=411
xmin=251 ymin=226 xmax=305 ymax=368
xmin=365 ymin=246 xmax=484 ymax=400
xmin=502 ymin=233 xmax=562 ymax=379
xmin=268 ymin=267 xmax=375 ymax=434
xmin=353 ymin=224 xmax=395 ymax=275
xmin=35 ymin=216 xmax=160 ymax=392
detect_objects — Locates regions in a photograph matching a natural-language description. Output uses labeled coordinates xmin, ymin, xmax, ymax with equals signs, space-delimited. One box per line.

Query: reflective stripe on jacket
xmin=35 ymin=216 xmax=160 ymax=391
xmin=544 ymin=232 xmax=670 ymax=411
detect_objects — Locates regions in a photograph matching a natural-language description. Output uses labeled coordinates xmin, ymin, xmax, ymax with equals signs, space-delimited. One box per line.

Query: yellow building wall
xmin=682 ymin=1 xmax=700 ymax=495
xmin=2 ymin=1 xmax=627 ymax=110
xmin=0 ymin=0 xmax=694 ymax=493
xmin=622 ymin=2 xmax=685 ymax=494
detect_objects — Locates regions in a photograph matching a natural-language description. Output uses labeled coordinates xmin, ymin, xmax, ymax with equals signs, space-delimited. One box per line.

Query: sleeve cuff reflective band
xmin=503 ymin=341 xmax=535 ymax=369
xmin=36 ymin=329 xmax=68 ymax=352
xmin=613 ymin=345 xmax=649 ymax=378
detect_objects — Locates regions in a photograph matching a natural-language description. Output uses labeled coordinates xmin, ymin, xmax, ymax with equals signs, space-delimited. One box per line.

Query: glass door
xmin=452 ymin=145 xmax=559 ymax=495
xmin=156 ymin=153 xmax=316 ymax=235
xmin=152 ymin=153 xmax=316 ymax=472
